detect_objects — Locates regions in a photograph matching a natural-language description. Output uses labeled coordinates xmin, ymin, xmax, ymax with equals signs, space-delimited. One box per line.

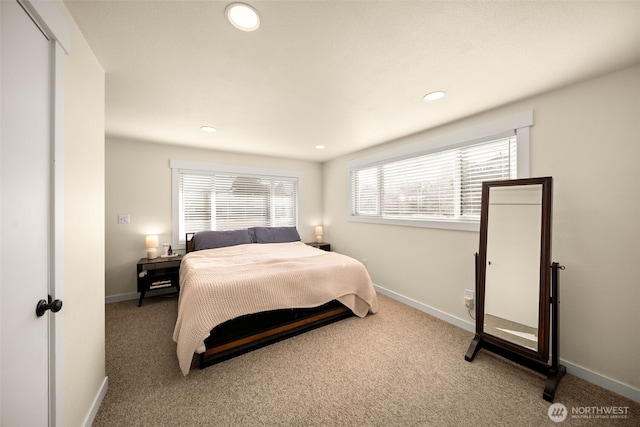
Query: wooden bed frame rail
xmin=199 ymin=301 xmax=353 ymax=368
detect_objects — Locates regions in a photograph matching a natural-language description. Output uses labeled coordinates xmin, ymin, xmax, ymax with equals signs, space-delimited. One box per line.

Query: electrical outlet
xmin=464 ymin=296 xmax=474 ymax=309
xmin=117 ymin=214 xmax=130 ymax=224
xmin=464 ymin=289 xmax=475 ymax=309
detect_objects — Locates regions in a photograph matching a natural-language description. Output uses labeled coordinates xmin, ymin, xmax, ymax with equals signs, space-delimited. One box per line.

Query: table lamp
xmin=145 ymin=235 xmax=159 ymax=259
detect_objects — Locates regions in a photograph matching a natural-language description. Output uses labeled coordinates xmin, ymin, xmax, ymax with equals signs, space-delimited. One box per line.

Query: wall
xmin=323 ymin=65 xmax=640 ymax=398
xmin=105 ymin=138 xmax=324 ymax=298
xmin=60 ymin=3 xmax=106 ymax=426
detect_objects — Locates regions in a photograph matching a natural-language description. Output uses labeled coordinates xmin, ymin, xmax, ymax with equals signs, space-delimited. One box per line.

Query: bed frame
xmin=184 ymin=233 xmax=354 ymax=369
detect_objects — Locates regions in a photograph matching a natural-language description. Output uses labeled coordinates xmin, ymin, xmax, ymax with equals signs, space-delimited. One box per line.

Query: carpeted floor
xmin=94 ymin=293 xmax=638 ymax=426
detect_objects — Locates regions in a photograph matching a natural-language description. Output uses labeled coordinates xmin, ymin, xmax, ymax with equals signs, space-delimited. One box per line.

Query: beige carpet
xmin=95 ymin=294 xmax=638 ymax=426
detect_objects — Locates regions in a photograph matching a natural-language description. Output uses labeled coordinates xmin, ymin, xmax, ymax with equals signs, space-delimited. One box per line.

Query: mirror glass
xmin=484 ymin=184 xmax=543 ymax=351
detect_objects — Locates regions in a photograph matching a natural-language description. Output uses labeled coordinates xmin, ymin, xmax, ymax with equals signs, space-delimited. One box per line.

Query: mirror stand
xmin=466 ymin=259 xmax=566 ymax=401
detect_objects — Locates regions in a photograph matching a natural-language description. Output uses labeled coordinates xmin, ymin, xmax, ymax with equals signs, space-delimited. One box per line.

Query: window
xmin=171 ymin=161 xmax=301 ymax=248
xmin=348 ymin=111 xmax=532 ymax=231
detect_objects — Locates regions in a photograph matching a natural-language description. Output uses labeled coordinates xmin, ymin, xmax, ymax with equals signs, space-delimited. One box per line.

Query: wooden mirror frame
xmin=479 ymin=176 xmax=552 ymax=361
xmin=465 ymin=176 xmax=566 ymax=401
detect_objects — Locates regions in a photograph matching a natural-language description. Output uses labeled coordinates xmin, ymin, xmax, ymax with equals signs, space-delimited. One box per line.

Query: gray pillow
xmin=192 ymin=229 xmax=252 ymax=251
xmin=251 ymin=226 xmax=300 ymax=243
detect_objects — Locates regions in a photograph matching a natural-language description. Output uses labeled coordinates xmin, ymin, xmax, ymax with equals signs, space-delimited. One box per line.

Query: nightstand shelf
xmin=306 ymin=242 xmax=331 ymax=251
xmin=136 ymin=255 xmax=182 ymax=306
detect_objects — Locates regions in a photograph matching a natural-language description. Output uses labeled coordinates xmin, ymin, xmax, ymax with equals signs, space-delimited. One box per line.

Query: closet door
xmin=1 ymin=1 xmax=52 ymax=425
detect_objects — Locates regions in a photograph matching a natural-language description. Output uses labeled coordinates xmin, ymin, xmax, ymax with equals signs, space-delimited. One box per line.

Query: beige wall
xmin=105 ymin=139 xmax=324 ymax=298
xmin=323 ymin=65 xmax=640 ymax=394
xmin=60 ymin=2 xmax=106 ymax=426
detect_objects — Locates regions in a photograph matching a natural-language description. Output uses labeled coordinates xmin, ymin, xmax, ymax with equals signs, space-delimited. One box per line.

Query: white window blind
xmin=350 ymin=135 xmax=518 ymax=225
xmin=176 ymin=169 xmax=298 ymax=243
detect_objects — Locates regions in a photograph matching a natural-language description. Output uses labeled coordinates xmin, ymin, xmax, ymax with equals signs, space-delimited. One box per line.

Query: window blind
xmin=178 ymin=171 xmax=298 ymax=240
xmin=350 ymin=136 xmax=517 ymax=222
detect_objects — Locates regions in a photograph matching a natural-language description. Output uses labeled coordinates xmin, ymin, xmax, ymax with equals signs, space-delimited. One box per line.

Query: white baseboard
xmin=373 ymin=284 xmax=475 ymax=333
xmin=82 ymin=376 xmax=108 ymax=427
xmin=105 ymin=292 xmax=137 ymax=304
xmin=560 ymin=360 xmax=640 ymax=403
xmin=373 ymin=284 xmax=640 ymax=403
xmin=105 ymin=287 xmax=176 ymax=304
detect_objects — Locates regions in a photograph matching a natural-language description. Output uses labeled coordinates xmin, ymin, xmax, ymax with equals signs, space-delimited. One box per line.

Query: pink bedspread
xmin=173 ymin=242 xmax=378 ymax=375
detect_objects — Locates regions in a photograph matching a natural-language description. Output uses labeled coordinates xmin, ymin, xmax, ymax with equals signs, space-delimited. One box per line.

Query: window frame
xmin=346 ymin=111 xmax=533 ymax=232
xmin=170 ymin=160 xmax=303 ymax=249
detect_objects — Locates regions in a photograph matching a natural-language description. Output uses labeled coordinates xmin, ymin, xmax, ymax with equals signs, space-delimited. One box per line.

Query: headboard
xmin=185 ymin=233 xmax=196 ymax=253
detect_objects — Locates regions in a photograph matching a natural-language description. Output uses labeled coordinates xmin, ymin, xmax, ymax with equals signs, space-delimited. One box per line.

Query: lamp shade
xmin=315 ymin=226 xmax=323 ymax=243
xmin=145 ymin=235 xmax=159 ymax=248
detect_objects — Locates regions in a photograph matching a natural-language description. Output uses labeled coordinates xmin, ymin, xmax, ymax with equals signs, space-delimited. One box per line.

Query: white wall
xmin=105 ymin=138 xmax=324 ymax=298
xmin=60 ymin=3 xmax=106 ymax=426
xmin=323 ymin=65 xmax=640 ymax=397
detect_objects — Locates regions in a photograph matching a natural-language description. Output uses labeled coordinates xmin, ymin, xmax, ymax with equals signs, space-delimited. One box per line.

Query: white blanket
xmin=173 ymin=242 xmax=378 ymax=375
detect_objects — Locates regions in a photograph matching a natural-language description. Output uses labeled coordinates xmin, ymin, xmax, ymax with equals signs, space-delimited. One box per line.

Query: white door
xmin=1 ymin=1 xmax=54 ymax=425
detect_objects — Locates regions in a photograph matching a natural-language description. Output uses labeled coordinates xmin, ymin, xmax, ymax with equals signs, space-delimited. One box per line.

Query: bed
xmin=172 ymin=226 xmax=378 ymax=375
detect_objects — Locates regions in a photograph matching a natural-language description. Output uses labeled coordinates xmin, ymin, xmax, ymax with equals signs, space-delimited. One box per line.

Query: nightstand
xmin=137 ymin=255 xmax=182 ymax=307
xmin=306 ymin=242 xmax=331 ymax=251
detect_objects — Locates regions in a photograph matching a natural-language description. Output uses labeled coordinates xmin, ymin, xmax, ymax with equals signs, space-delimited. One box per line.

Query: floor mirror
xmin=465 ymin=176 xmax=566 ymax=402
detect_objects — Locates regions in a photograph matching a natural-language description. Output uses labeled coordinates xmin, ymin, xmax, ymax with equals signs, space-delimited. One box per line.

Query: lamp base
xmin=147 ymin=248 xmax=158 ymax=259
xmin=316 ymin=236 xmax=323 ymax=243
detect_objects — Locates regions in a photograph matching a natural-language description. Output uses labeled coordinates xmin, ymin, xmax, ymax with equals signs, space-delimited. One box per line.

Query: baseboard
xmin=82 ymin=376 xmax=108 ymax=427
xmin=105 ymin=287 xmax=176 ymax=304
xmin=105 ymin=292 xmax=137 ymax=303
xmin=373 ymin=284 xmax=640 ymax=403
xmin=373 ymin=284 xmax=475 ymax=333
xmin=560 ymin=360 xmax=640 ymax=403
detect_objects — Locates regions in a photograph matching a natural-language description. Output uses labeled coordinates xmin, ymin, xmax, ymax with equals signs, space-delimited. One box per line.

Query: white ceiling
xmin=64 ymin=0 xmax=640 ymax=162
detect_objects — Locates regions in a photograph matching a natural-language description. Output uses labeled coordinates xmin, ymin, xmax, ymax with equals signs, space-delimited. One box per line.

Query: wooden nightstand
xmin=136 ymin=255 xmax=182 ymax=306
xmin=306 ymin=242 xmax=331 ymax=251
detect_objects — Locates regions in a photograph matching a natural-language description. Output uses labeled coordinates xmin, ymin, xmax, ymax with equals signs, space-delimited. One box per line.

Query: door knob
xmin=36 ymin=295 xmax=63 ymax=317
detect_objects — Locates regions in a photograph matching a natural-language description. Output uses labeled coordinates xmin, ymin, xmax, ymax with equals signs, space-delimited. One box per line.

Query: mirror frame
xmin=476 ymin=176 xmax=553 ymax=362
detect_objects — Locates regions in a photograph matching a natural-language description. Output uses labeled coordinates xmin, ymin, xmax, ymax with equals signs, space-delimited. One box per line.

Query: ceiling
xmin=64 ymin=0 xmax=640 ymax=162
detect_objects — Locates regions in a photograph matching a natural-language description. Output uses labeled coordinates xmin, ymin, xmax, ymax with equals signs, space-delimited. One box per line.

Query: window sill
xmin=347 ymin=215 xmax=480 ymax=232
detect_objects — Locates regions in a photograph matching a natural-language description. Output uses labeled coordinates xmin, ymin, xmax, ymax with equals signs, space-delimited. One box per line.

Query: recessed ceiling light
xmin=423 ymin=91 xmax=446 ymax=102
xmin=315 ymin=145 xmax=326 ymax=150
xmin=226 ymin=3 xmax=260 ymax=32
xmin=201 ymin=126 xmax=217 ymax=133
